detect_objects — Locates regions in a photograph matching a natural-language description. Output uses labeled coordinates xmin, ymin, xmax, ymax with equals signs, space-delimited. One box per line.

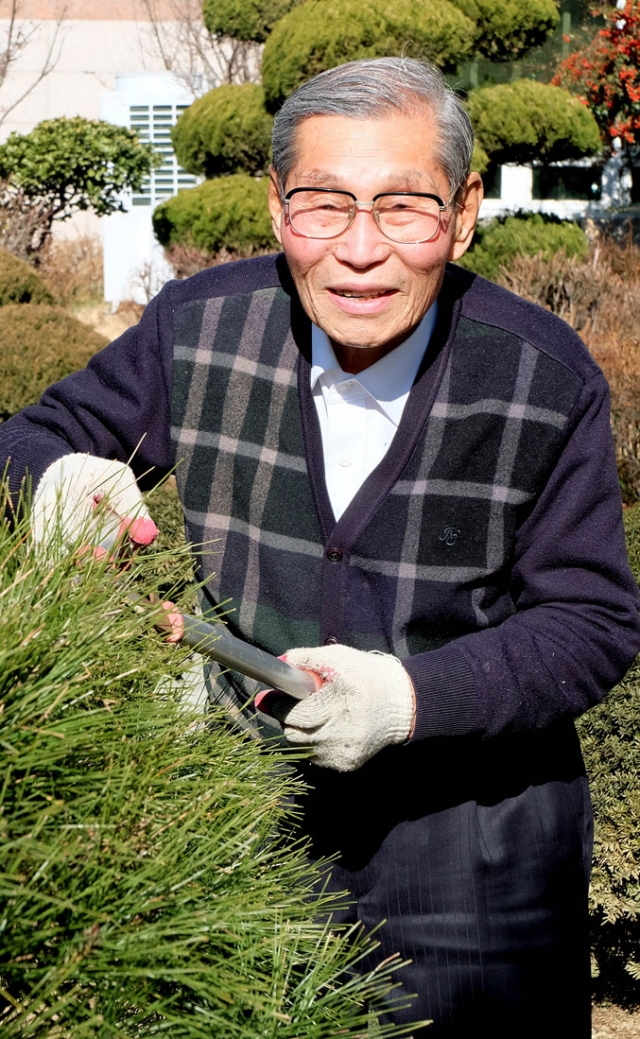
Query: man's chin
xmin=324 ymin=320 xmax=403 ymax=352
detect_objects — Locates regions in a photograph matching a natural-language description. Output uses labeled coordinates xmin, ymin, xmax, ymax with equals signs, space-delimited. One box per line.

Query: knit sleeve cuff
xmin=0 ymin=425 xmax=76 ymax=505
xmin=404 ymin=643 xmax=479 ymax=742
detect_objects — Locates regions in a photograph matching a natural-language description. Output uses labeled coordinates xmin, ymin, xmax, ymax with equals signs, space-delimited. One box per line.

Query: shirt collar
xmin=310 ymin=303 xmax=438 ymax=425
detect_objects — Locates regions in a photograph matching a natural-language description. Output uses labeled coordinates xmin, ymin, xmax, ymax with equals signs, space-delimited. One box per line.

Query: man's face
xmin=268 ymin=110 xmax=482 ymax=369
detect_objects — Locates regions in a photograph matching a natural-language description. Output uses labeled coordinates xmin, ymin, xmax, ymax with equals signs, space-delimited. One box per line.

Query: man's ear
xmin=449 ymin=172 xmax=483 ymax=262
xmin=268 ymin=168 xmax=284 ymax=244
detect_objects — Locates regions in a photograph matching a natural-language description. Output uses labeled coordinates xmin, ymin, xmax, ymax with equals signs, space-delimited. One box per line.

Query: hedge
xmin=468 ymin=79 xmax=602 ymax=167
xmin=0 ymin=304 xmax=107 ymax=422
xmin=458 ymin=212 xmax=589 ymax=282
xmin=580 ymin=504 xmax=640 ymax=999
xmin=261 ymin=0 xmax=476 ymax=108
xmin=152 ymin=174 xmax=277 ymax=255
xmin=172 ymin=83 xmax=273 ymax=178
xmin=0 ymin=247 xmax=53 ymax=305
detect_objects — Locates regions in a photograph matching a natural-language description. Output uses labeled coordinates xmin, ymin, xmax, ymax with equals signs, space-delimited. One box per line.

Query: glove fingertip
xmin=127 ymin=517 xmax=159 ymax=546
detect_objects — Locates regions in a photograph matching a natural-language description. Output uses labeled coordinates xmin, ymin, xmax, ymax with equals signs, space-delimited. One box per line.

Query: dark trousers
xmin=298 ymin=723 xmax=593 ymax=1037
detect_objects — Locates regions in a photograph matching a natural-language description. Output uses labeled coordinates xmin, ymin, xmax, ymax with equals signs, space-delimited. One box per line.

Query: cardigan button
xmin=324 ymin=636 xmax=339 ymax=645
xmin=326 ymin=547 xmax=343 ymax=562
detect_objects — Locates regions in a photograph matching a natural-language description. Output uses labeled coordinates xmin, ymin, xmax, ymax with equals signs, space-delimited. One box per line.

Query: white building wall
xmin=0 ymin=17 xmax=191 ymax=137
xmin=101 ymin=72 xmax=200 ymax=306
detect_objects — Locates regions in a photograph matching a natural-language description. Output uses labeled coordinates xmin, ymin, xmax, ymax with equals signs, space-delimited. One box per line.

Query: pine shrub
xmin=261 ymin=0 xmax=476 ymax=108
xmin=579 ymin=504 xmax=640 ymax=1000
xmin=202 ymin=0 xmax=304 ymax=43
xmin=468 ymin=79 xmax=602 ymax=166
xmin=172 ymin=84 xmax=273 ymax=179
xmin=152 ymin=174 xmax=277 ymax=255
xmin=449 ymin=0 xmax=558 ymax=62
xmin=458 ymin=212 xmax=589 ymax=282
xmin=0 ymin=247 xmax=53 ymax=305
xmin=0 ymin=481 xmax=424 ymax=1036
xmin=0 ymin=304 xmax=107 ymax=422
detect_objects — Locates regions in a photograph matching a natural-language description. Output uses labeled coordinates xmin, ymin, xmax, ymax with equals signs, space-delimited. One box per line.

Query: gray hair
xmin=271 ymin=57 xmax=474 ymax=198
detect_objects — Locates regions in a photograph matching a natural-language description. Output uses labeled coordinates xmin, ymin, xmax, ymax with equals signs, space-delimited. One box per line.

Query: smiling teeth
xmin=336 ymin=290 xmax=389 ymax=298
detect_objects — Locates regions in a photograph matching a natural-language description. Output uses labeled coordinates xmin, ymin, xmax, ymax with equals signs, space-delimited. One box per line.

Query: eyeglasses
xmin=281 ymin=187 xmax=455 ymax=244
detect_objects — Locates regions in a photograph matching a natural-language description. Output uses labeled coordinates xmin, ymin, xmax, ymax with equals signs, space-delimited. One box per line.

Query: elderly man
xmin=1 ymin=58 xmax=638 ymax=1036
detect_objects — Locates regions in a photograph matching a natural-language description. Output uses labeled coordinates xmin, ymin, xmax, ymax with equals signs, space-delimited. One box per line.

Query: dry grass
xmin=593 ymin=1003 xmax=640 ymax=1038
xmin=164 ymin=241 xmax=274 ymax=280
xmin=498 ymin=235 xmax=640 ymax=501
xmin=37 ymin=234 xmax=104 ymax=310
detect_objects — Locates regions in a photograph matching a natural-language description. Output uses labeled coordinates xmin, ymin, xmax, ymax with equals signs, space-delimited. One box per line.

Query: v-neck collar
xmin=309 ymin=304 xmax=438 ymax=427
xmin=294 ymin=271 xmax=465 ymax=543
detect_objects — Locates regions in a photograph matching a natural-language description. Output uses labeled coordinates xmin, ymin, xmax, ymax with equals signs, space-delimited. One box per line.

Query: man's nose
xmin=334 ymin=204 xmax=391 ymax=267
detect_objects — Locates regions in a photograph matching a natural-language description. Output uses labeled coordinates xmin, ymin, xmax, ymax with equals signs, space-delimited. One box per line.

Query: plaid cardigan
xmin=2 ymin=254 xmax=639 ymax=743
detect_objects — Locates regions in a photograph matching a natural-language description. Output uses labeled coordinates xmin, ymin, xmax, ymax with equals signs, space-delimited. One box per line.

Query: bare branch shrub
xmin=0 ymin=181 xmax=54 ymax=262
xmin=138 ymin=0 xmax=260 ymax=92
xmin=498 ymin=235 xmax=640 ymax=500
xmin=36 ymin=234 xmax=103 ymax=308
xmin=164 ymin=239 xmax=274 ymax=280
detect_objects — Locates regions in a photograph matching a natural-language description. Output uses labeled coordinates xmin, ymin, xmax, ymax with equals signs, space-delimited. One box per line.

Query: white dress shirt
xmin=310 ymin=305 xmax=438 ymax=520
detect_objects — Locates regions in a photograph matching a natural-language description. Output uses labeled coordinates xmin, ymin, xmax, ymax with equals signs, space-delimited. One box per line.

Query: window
xmin=532 ymin=165 xmax=602 ymax=201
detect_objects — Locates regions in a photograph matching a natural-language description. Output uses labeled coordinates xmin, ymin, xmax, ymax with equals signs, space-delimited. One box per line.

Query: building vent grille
xmin=128 ymin=103 xmax=198 ymax=206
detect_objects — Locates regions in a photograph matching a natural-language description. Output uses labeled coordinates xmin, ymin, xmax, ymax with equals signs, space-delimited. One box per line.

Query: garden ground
xmin=593 ymin=1004 xmax=640 ymax=1037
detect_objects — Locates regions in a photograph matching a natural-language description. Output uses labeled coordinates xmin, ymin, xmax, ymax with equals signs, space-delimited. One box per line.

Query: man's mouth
xmin=330 ymin=289 xmax=396 ymax=299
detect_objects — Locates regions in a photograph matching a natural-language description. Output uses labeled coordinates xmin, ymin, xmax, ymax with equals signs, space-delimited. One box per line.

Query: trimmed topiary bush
xmin=261 ymin=0 xmax=476 ymax=108
xmin=203 ymin=0 xmax=304 ymax=43
xmin=449 ymin=0 xmax=559 ymax=62
xmin=458 ymin=212 xmax=589 ymax=282
xmin=468 ymin=79 xmax=602 ymax=167
xmin=580 ymin=504 xmax=640 ymax=1000
xmin=172 ymin=83 xmax=273 ymax=178
xmin=0 ymin=304 xmax=107 ymax=421
xmin=471 ymin=140 xmax=490 ymax=175
xmin=152 ymin=174 xmax=277 ymax=256
xmin=0 ymin=247 xmax=53 ymax=305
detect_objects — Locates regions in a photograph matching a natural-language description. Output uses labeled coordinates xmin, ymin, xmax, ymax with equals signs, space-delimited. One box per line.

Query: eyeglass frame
xmin=280 ymin=186 xmax=461 ymax=245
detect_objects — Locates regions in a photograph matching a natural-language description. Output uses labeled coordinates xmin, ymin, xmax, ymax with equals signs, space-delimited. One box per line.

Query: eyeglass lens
xmin=286 ymin=191 xmax=442 ymax=243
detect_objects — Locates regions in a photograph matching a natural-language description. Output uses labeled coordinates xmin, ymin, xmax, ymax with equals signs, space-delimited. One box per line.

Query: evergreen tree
xmin=466 ymin=78 xmax=602 ymax=164
xmin=202 ymin=0 xmax=304 ymax=43
xmin=0 ymin=117 xmax=159 ymax=258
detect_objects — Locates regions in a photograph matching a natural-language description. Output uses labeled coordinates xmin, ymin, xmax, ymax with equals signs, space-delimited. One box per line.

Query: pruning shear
xmin=97 ymin=531 xmax=322 ymax=711
xmin=171 ymin=610 xmax=323 ymax=707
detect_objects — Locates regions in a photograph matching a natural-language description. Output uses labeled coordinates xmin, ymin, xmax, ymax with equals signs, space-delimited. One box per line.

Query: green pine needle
xmin=0 ymin=479 xmax=428 ymax=1037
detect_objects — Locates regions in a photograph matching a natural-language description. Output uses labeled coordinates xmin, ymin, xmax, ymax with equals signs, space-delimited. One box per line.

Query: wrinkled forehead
xmin=283 ymin=112 xmax=449 ymax=196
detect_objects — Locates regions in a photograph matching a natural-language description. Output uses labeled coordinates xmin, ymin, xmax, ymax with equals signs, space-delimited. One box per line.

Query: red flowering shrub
xmin=553 ymin=1 xmax=640 ymax=149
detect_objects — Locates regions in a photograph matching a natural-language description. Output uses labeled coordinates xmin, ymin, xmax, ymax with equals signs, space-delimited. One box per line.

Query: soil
xmin=593 ymin=1004 xmax=640 ymax=1037
xmin=74 ymin=301 xmax=143 ymax=341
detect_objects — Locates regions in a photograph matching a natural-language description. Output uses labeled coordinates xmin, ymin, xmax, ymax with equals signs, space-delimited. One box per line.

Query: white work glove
xmin=32 ymin=453 xmax=158 ymax=559
xmin=261 ymin=644 xmax=415 ymax=772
